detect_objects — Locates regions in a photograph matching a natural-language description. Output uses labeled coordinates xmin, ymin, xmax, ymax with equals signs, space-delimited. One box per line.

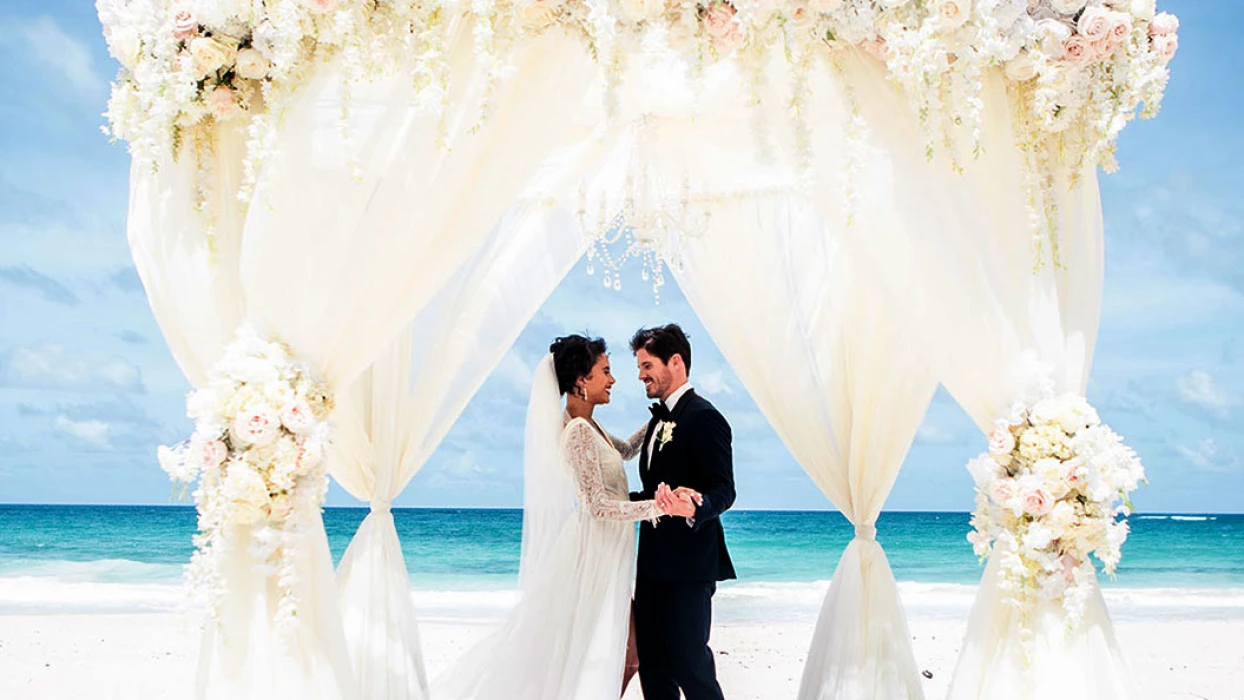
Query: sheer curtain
xmin=330 ymin=205 xmax=587 ymax=700
xmin=809 ymin=51 xmax=1131 ymax=700
xmin=673 ymin=195 xmax=935 ymax=700
xmin=127 ymin=22 xmax=599 ymax=700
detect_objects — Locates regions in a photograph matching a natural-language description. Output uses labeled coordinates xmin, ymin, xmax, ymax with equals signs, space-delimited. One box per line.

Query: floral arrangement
xmin=966 ymin=388 xmax=1145 ymax=636
xmin=158 ymin=325 xmax=333 ymax=630
xmin=96 ymin=0 xmax=1177 ymax=245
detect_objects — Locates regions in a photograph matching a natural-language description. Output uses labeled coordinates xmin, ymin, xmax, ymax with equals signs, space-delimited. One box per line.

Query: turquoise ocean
xmin=1 ymin=506 xmax=1241 ymax=623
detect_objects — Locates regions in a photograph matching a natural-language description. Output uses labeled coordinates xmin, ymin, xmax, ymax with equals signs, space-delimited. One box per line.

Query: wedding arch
xmin=98 ymin=0 xmax=1176 ymax=698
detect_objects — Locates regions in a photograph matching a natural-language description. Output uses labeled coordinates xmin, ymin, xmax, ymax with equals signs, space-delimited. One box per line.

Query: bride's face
xmin=577 ymin=354 xmax=617 ymax=405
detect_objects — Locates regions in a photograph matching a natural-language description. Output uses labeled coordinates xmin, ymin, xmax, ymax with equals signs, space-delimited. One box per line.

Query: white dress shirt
xmin=647 ymin=382 xmax=694 ymax=459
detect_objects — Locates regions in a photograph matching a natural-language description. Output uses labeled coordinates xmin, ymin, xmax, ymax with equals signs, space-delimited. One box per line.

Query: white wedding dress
xmin=433 ymin=356 xmax=660 ymax=700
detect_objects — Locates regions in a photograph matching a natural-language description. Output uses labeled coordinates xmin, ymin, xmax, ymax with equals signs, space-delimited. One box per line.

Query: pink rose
xmin=1060 ymin=552 xmax=1080 ymax=582
xmin=279 ymin=399 xmax=316 ymax=435
xmin=172 ymin=9 xmax=198 ymax=40
xmin=988 ymin=479 xmax=1016 ymax=507
xmin=201 ymin=438 xmax=228 ymax=469
xmin=1063 ymin=34 xmax=1092 ymax=65
xmin=713 ymin=22 xmax=746 ymax=54
xmin=207 ymin=85 xmax=237 ymax=120
xmin=703 ymin=2 xmax=737 ymax=38
xmin=1107 ymin=11 xmax=1131 ymax=41
xmin=1149 ymin=12 xmax=1178 ymax=36
xmin=1076 ymin=6 xmax=1111 ymax=41
xmin=1152 ymin=34 xmax=1177 ymax=63
xmin=1021 ymin=486 xmax=1054 ymax=517
xmin=1092 ymin=36 xmax=1118 ymax=61
xmin=988 ymin=425 xmax=1016 ymax=456
xmin=860 ymin=36 xmax=889 ymax=62
xmin=230 ymin=405 xmax=279 ymax=446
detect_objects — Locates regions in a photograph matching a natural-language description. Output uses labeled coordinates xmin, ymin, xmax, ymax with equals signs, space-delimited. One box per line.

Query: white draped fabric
xmin=330 ymin=206 xmax=587 ymax=700
xmin=810 ymin=51 xmax=1131 ymax=700
xmin=672 ymin=195 xmax=936 ymax=700
xmin=128 ymin=22 xmax=598 ymax=699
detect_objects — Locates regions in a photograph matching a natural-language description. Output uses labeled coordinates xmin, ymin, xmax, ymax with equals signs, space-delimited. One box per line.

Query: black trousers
xmin=633 ymin=578 xmax=725 ymax=700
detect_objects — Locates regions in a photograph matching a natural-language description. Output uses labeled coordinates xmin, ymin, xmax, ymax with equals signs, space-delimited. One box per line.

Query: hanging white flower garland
xmin=158 ymin=325 xmax=334 ymax=632
xmin=97 ymin=0 xmax=1178 ymax=192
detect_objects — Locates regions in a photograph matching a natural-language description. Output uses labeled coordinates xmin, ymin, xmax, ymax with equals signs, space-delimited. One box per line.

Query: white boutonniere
xmin=657 ymin=421 xmax=676 ymax=451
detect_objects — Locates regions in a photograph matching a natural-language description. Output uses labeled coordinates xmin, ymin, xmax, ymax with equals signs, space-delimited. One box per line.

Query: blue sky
xmin=0 ymin=1 xmax=1240 ymax=512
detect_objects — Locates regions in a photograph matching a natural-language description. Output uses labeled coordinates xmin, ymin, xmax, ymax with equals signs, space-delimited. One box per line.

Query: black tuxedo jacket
xmin=631 ymin=389 xmax=736 ymax=582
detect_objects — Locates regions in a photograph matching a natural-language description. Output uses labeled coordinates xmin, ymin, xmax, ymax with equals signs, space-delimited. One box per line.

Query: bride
xmin=434 ymin=334 xmax=681 ymax=700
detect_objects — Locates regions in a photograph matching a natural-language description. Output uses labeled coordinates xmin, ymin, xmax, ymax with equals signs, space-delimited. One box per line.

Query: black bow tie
xmin=649 ymin=403 xmax=670 ymax=421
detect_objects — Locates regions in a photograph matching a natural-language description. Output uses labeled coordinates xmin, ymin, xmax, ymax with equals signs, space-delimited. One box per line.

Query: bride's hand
xmin=656 ymin=483 xmax=697 ymax=518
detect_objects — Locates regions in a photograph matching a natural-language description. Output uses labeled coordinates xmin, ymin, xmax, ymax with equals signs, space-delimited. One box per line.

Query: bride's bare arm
xmin=608 ymin=424 xmax=649 ymax=462
xmin=565 ymin=421 xmax=662 ymax=523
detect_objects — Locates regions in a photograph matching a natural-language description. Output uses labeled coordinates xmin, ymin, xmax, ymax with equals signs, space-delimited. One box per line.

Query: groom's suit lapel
xmin=646 ymin=389 xmax=696 ymax=477
xmin=640 ymin=417 xmax=659 ymax=476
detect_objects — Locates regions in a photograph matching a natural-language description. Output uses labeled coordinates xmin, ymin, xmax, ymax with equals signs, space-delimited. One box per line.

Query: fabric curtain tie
xmin=370 ymin=500 xmax=392 ymax=514
xmin=854 ymin=522 xmax=877 ymax=541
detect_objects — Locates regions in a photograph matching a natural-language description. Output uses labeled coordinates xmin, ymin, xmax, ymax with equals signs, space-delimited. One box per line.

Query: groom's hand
xmin=656 ymin=483 xmax=697 ymax=519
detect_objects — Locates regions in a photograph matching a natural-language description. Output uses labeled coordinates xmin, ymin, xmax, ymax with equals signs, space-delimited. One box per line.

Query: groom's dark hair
xmin=629 ymin=324 xmax=692 ymax=375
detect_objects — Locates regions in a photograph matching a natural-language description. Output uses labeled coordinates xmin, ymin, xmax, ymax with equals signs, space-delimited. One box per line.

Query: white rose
xmin=1004 ymin=51 xmax=1038 ymax=81
xmin=1034 ymin=457 xmax=1071 ymax=498
xmin=932 ymin=0 xmax=969 ymax=28
xmin=234 ymin=48 xmax=270 ymax=80
xmin=619 ymin=0 xmax=666 ymax=21
xmin=189 ymin=36 xmax=237 ymax=79
xmin=1034 ymin=18 xmax=1072 ymax=59
xmin=1050 ymin=0 xmax=1087 ymax=14
xmin=279 ymin=399 xmax=316 ymax=435
xmin=157 ymin=443 xmax=196 ymax=483
xmin=1129 ymin=0 xmax=1156 ymax=21
xmin=231 ymin=405 xmax=281 ymax=447
xmin=1028 ymin=398 xmax=1060 ymax=426
xmin=1047 ymin=500 xmax=1078 ymax=532
xmin=1149 ymin=11 xmax=1178 ymax=36
xmin=223 ymin=464 xmax=271 ymax=524
xmin=106 ymin=28 xmax=143 ymax=70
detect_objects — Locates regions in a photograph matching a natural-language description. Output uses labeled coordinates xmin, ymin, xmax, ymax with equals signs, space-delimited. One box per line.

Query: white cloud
xmin=52 ymin=415 xmax=111 ymax=449
xmin=916 ymin=424 xmax=960 ymax=445
xmin=1176 ymin=439 xmax=1239 ymax=473
xmin=1176 ymin=370 xmax=1234 ymax=418
xmin=694 ymin=369 xmax=732 ymax=397
xmin=0 ymin=17 xmax=104 ymax=101
xmin=0 ymin=344 xmax=145 ymax=393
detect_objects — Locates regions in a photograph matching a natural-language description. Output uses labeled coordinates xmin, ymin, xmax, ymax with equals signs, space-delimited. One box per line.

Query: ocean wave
xmin=2 ymin=575 xmax=1241 ymax=623
xmin=1169 ymin=516 xmax=1214 ymax=521
xmin=0 ymin=558 xmax=183 ymax=583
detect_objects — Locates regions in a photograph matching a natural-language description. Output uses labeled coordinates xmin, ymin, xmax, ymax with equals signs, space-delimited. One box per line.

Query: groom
xmin=629 ymin=324 xmax=736 ymax=700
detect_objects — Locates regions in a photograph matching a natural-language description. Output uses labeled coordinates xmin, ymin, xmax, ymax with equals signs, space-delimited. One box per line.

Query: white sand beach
xmin=1 ymin=613 xmax=1240 ymax=700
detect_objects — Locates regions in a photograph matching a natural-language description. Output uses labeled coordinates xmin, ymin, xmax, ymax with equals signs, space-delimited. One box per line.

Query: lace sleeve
xmin=564 ymin=421 xmax=662 ymax=523
xmin=608 ymin=424 xmax=649 ymax=462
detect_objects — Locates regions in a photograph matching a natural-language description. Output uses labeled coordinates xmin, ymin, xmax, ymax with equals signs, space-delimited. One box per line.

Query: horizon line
xmin=0 ymin=503 xmax=1240 ymax=516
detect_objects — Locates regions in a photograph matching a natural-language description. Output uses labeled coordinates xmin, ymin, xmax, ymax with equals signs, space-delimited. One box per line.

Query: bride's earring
xmin=577 ymin=386 xmax=588 ymax=400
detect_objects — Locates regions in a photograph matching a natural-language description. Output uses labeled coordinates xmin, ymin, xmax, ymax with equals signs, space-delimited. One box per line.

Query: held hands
xmin=655 ymin=482 xmax=702 ymax=520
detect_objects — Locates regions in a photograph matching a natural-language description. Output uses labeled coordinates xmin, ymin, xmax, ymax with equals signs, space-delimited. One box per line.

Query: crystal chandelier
xmin=578 ymin=170 xmax=711 ymax=304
